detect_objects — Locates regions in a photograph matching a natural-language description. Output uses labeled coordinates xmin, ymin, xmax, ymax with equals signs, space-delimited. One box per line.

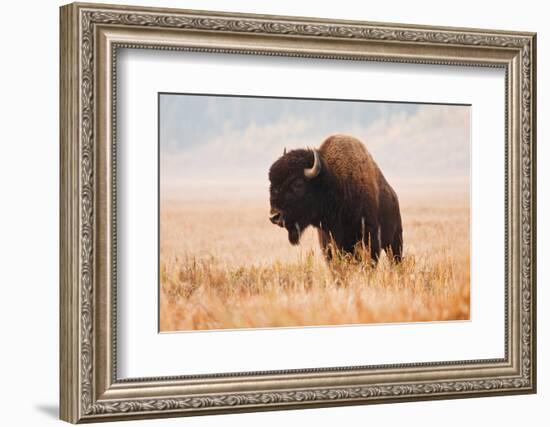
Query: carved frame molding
xmin=60 ymin=2 xmax=536 ymax=423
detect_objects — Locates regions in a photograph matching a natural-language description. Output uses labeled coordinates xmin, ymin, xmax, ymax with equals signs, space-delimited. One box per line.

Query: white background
xmin=0 ymin=0 xmax=545 ymax=426
xmin=118 ymin=49 xmax=504 ymax=377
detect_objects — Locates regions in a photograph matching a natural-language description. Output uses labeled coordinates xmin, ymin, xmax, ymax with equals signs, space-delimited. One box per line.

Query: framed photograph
xmin=60 ymin=2 xmax=537 ymax=423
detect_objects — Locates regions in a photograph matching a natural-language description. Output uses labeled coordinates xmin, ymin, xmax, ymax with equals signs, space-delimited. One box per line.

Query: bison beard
xmin=287 ymin=223 xmax=301 ymax=245
xmin=268 ymin=134 xmax=403 ymax=264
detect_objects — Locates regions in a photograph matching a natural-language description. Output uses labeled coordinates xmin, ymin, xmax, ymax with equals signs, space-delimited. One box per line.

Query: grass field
xmin=159 ymin=186 xmax=470 ymax=331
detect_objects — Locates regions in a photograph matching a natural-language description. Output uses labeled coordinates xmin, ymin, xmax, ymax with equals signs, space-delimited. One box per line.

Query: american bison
xmin=268 ymin=134 xmax=403 ymax=263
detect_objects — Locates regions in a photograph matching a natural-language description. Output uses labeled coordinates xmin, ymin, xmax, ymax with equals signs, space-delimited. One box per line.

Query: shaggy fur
xmin=268 ymin=134 xmax=403 ymax=263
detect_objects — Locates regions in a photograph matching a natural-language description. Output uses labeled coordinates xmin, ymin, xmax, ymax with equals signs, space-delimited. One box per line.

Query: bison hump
xmin=319 ymin=134 xmax=380 ymax=195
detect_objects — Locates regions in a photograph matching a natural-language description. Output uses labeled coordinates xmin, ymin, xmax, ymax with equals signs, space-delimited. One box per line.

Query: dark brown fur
xmin=268 ymin=134 xmax=403 ymax=263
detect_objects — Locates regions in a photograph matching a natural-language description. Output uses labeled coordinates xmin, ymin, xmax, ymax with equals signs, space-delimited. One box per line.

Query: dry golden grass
xmin=159 ymin=189 xmax=470 ymax=331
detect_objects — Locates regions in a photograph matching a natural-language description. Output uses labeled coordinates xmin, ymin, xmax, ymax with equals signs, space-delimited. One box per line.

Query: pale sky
xmin=159 ymin=93 xmax=470 ymax=197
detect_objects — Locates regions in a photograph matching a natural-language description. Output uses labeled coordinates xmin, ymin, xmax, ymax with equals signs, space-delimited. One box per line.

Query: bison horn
xmin=304 ymin=149 xmax=321 ymax=179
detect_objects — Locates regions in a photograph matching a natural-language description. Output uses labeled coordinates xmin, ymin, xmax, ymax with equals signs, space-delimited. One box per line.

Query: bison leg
xmin=388 ymin=228 xmax=403 ymax=263
xmin=363 ymin=226 xmax=381 ymax=263
xmin=317 ymin=228 xmax=334 ymax=261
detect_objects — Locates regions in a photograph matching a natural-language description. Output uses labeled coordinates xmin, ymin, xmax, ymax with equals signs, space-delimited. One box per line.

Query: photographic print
xmin=159 ymin=94 xmax=471 ymax=332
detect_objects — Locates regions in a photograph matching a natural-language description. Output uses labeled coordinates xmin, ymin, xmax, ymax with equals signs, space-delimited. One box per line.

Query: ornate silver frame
xmin=60 ymin=2 xmax=537 ymax=423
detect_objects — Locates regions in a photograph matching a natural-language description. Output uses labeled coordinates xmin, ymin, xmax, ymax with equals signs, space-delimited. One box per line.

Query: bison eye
xmin=291 ymin=179 xmax=305 ymax=194
xmin=271 ymin=187 xmax=281 ymax=197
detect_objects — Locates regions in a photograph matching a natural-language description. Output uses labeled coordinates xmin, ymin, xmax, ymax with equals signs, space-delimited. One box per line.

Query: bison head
xmin=268 ymin=148 xmax=323 ymax=245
